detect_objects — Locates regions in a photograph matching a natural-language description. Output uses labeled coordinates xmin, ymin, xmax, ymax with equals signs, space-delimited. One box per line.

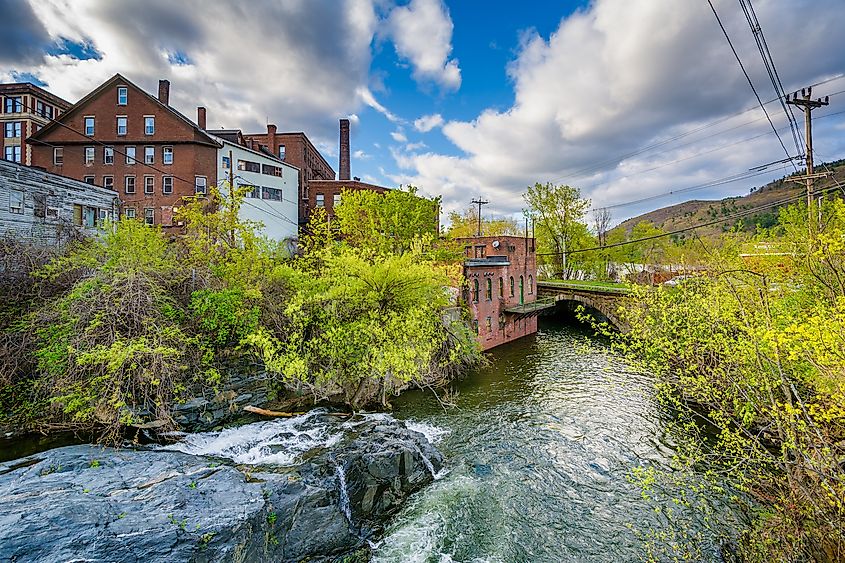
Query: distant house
xmin=208 ymin=129 xmax=300 ymax=243
xmin=0 ymin=159 xmax=119 ymax=245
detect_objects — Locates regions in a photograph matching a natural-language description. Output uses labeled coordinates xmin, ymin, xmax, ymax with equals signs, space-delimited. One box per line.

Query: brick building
xmin=460 ymin=235 xmax=539 ymax=351
xmin=243 ymin=125 xmax=334 ymax=225
xmin=28 ymin=74 xmax=221 ymax=227
xmin=1 ymin=83 xmax=71 ymax=166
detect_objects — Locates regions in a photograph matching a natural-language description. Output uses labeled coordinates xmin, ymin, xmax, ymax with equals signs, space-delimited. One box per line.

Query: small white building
xmin=210 ymin=132 xmax=299 ymax=243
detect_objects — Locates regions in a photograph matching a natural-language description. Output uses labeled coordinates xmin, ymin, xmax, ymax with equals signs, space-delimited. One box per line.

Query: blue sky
xmin=2 ymin=0 xmax=845 ymax=225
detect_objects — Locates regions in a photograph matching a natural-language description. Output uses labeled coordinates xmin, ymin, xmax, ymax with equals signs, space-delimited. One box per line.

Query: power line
xmin=706 ymin=0 xmax=797 ymax=171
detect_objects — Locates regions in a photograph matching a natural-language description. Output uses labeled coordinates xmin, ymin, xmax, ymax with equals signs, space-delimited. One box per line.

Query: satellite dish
xmin=492 ymin=240 xmax=500 ymax=248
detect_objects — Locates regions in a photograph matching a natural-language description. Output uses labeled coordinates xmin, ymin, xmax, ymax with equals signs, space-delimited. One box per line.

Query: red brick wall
xmin=29 ymin=79 xmax=218 ymax=227
xmin=308 ymin=179 xmax=387 ymax=218
xmin=460 ymin=236 xmax=538 ymax=351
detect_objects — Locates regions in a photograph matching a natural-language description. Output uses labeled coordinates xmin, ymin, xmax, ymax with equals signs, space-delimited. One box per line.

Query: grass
xmin=539 ymin=279 xmax=631 ymax=293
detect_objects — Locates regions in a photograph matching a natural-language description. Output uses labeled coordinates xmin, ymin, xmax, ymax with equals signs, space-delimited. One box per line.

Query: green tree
xmin=524 ymin=182 xmax=590 ymax=278
xmin=445 ymin=206 xmax=522 ymax=238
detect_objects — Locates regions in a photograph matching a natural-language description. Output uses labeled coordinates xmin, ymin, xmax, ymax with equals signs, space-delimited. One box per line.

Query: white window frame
xmin=162 ymin=146 xmax=173 ymax=165
xmin=104 ymin=146 xmax=114 ymax=165
xmin=162 ymin=176 xmax=173 ymax=195
xmin=83 ymin=175 xmax=95 ymax=185
xmin=144 ymin=207 xmax=154 ymax=226
xmin=53 ymin=147 xmax=63 ymax=166
xmin=144 ymin=146 xmax=154 ymax=164
xmin=84 ymin=146 xmax=95 ymax=165
xmin=316 ymin=193 xmax=325 ymax=207
xmin=144 ymin=116 xmax=155 ymax=135
xmin=9 ymin=189 xmax=23 ymax=214
xmin=103 ymin=175 xmax=114 ymax=190
xmin=84 ymin=116 xmax=95 ymax=136
xmin=124 ymin=176 xmax=136 ymax=194
xmin=117 ymin=86 xmax=128 ymax=106
xmin=117 ymin=116 xmax=127 ymax=136
xmin=144 ymin=176 xmax=155 ymax=194
xmin=194 ymin=176 xmax=207 ymax=195
xmin=124 ymin=207 xmax=136 ymax=219
xmin=125 ymin=146 xmax=136 ymax=165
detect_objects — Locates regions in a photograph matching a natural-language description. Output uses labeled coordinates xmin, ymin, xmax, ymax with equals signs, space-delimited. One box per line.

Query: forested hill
xmin=612 ymin=159 xmax=845 ymax=239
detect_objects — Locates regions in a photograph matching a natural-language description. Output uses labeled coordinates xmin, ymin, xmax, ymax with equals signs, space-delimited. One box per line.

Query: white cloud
xmin=353 ymin=149 xmax=370 ymax=159
xmin=390 ymin=130 xmax=407 ymax=142
xmin=405 ymin=141 xmax=427 ymax=151
xmin=413 ymin=113 xmax=444 ymax=132
xmin=385 ymin=0 xmax=461 ymax=90
xmin=394 ymin=0 xmax=845 ymax=220
xmin=356 ymin=86 xmax=402 ymax=123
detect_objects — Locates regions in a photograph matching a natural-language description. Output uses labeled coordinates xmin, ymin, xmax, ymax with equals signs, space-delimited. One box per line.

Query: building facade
xmin=1 ymin=83 xmax=71 ymax=166
xmin=28 ymin=74 xmax=220 ymax=228
xmin=0 ymin=159 xmax=118 ymax=245
xmin=243 ymin=125 xmax=335 ymax=225
xmin=307 ymin=178 xmax=387 ymax=219
xmin=460 ymin=235 xmax=539 ymax=351
xmin=211 ymin=133 xmax=300 ymax=243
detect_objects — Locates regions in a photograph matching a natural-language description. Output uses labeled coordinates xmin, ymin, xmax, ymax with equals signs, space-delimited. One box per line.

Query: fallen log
xmin=243 ymin=405 xmax=304 ymax=418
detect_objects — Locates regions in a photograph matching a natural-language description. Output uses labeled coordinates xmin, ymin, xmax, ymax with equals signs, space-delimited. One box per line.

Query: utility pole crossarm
xmin=471 ymin=198 xmax=489 ymax=237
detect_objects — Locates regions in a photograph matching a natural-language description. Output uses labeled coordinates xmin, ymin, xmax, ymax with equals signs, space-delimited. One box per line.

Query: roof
xmin=243 ymin=129 xmax=335 ymax=177
xmin=0 ymin=159 xmax=119 ymax=200
xmin=210 ymin=134 xmax=301 ymax=173
xmin=0 ymin=82 xmax=71 ymax=109
xmin=28 ymin=73 xmax=221 ymax=148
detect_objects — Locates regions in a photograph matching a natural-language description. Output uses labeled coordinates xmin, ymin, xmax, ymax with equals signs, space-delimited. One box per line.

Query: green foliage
xmin=524 ymin=183 xmax=592 ymax=277
xmin=190 ymin=288 xmax=261 ymax=348
xmin=445 ymin=206 xmax=522 ymax=238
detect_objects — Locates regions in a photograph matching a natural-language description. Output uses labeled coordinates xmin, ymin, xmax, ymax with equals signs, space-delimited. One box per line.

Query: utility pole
xmin=471 ymin=198 xmax=488 ymax=236
xmin=786 ymin=87 xmax=829 ymax=235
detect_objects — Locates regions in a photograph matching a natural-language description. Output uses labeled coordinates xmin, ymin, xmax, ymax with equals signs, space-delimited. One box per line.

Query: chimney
xmin=197 ymin=106 xmax=206 ymax=130
xmin=158 ymin=79 xmax=170 ymax=105
xmin=339 ymin=118 xmax=350 ymax=181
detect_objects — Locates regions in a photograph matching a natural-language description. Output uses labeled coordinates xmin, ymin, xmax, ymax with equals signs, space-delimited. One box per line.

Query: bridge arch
xmin=547 ymin=293 xmax=625 ymax=331
xmin=536 ymin=282 xmax=629 ymax=332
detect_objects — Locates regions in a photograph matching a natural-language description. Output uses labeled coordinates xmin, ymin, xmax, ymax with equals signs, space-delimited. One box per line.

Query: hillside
xmin=612 ymin=160 xmax=845 ymax=239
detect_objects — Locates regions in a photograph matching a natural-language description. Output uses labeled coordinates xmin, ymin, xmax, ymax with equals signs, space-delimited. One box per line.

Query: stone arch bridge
xmin=535 ymin=281 xmax=631 ymax=331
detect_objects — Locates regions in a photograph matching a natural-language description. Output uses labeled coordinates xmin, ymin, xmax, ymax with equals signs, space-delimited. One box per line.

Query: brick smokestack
xmin=267 ymin=124 xmax=277 ymax=155
xmin=197 ymin=107 xmax=206 ymax=129
xmin=158 ymin=80 xmax=170 ymax=105
xmin=339 ymin=118 xmax=350 ymax=181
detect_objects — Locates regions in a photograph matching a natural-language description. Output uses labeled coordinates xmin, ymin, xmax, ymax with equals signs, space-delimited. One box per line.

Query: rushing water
xmin=373 ymin=319 xmax=734 ymax=563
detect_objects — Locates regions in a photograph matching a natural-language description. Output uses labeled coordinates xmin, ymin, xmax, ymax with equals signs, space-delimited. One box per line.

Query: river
xmin=373 ymin=319 xmax=736 ymax=562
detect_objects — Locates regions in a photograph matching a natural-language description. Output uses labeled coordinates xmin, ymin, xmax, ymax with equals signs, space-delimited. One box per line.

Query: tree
xmin=446 ymin=207 xmax=522 ymax=238
xmin=331 ymin=186 xmax=440 ymax=255
xmin=592 ymin=207 xmax=612 ymax=247
xmin=523 ymin=182 xmax=590 ymax=277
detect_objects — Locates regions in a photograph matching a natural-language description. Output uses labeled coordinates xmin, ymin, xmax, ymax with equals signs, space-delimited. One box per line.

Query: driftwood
xmin=243 ymin=405 xmax=304 ymax=418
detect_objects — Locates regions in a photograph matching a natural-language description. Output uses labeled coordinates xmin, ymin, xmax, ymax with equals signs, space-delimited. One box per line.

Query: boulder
xmin=0 ymin=412 xmax=442 ymax=562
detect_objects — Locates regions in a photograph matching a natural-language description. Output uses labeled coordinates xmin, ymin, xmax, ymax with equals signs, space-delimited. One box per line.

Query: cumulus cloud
xmin=413 ymin=113 xmax=444 ymax=132
xmin=394 ymin=0 xmax=845 ymax=220
xmin=0 ymin=0 xmax=50 ymax=65
xmin=2 ymin=0 xmax=380 ymax=142
xmin=385 ymin=0 xmax=461 ymax=90
xmin=390 ymin=129 xmax=407 ymax=142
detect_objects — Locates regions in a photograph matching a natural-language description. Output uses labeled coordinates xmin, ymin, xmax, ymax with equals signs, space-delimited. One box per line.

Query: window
xmin=519 ymin=276 xmax=524 ymax=303
xmin=333 ymin=193 xmax=341 ymax=207
xmin=53 ymin=147 xmax=63 ymax=165
xmin=499 ymin=277 xmax=504 ymax=298
xmin=84 ymin=116 xmax=95 ymax=136
xmin=144 ymin=146 xmax=154 ymax=164
xmin=222 ymin=156 xmax=230 ymax=169
xmin=195 ymin=176 xmax=207 ymax=195
xmin=486 ymin=316 xmax=492 ymax=333
xmin=237 ymin=159 xmax=260 ymax=173
xmin=124 ymin=207 xmax=136 ymax=219
xmin=117 ymin=116 xmax=127 ymax=136
xmin=472 ymin=279 xmax=479 ymax=303
xmin=124 ymin=176 xmax=136 ymax=194
xmin=9 ymin=190 xmax=23 ymax=214
xmin=144 ymin=116 xmax=155 ymax=135
xmin=117 ymin=87 xmax=128 ymax=105
xmin=4 ymin=122 xmax=20 ymax=138
xmin=144 ymin=208 xmax=154 ymax=226
xmin=472 ymin=319 xmax=479 ymax=335
xmin=162 ymin=176 xmax=173 ymax=194
xmin=104 ymin=146 xmax=114 ymax=165
xmin=35 ymin=101 xmax=53 ymax=119
xmin=4 ymin=96 xmax=22 ymax=113
xmin=486 ymin=278 xmax=492 ymax=301
xmin=4 ymin=146 xmax=21 ymax=163
xmin=125 ymin=146 xmax=136 ymax=164
xmin=84 ymin=146 xmax=95 ymax=164
xmin=103 ymin=176 xmax=114 ymax=190
xmin=262 ymin=187 xmax=283 ymax=201
xmin=510 ymin=276 xmax=514 ymax=297
xmin=278 ymin=145 xmax=285 ymax=160
xmin=144 ymin=176 xmax=154 ymax=194
xmin=262 ymin=163 xmax=283 ymax=177
xmin=73 ymin=204 xmax=83 ymax=226
xmin=528 ymin=275 xmax=534 ymax=295
xmin=163 ymin=146 xmax=173 ymax=165
xmin=316 ymin=193 xmax=325 ymax=207
xmin=83 ymin=175 xmax=95 ymax=185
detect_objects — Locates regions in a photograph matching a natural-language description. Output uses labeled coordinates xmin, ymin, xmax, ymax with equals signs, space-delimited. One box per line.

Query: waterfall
xmin=413 ymin=444 xmax=437 ymax=479
xmin=334 ymin=461 xmax=353 ymax=524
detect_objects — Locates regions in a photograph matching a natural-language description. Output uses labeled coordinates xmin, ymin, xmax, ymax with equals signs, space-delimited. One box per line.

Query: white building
xmin=210 ymin=132 xmax=300 ymax=243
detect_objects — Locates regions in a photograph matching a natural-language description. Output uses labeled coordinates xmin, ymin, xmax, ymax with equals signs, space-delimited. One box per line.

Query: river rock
xmin=0 ymin=412 xmax=443 ymax=562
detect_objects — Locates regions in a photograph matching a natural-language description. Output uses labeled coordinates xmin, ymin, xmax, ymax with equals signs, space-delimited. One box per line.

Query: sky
xmin=2 ymin=0 xmax=845 ymax=227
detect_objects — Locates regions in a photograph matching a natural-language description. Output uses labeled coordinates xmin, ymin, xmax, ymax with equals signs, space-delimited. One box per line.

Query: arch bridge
xmin=534 ymin=281 xmax=631 ymax=331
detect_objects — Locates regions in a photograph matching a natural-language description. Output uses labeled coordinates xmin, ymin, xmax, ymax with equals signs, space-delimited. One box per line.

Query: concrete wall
xmin=0 ymin=159 xmax=118 ymax=245
xmin=218 ymin=139 xmax=299 ymax=243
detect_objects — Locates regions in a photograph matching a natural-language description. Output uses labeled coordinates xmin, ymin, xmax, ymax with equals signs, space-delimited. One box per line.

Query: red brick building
xmin=460 ymin=235 xmax=539 ymax=351
xmin=28 ymin=74 xmax=221 ymax=227
xmin=1 ymin=83 xmax=71 ymax=166
xmin=308 ymin=178 xmax=387 ymax=218
xmin=243 ymin=125 xmax=335 ymax=225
